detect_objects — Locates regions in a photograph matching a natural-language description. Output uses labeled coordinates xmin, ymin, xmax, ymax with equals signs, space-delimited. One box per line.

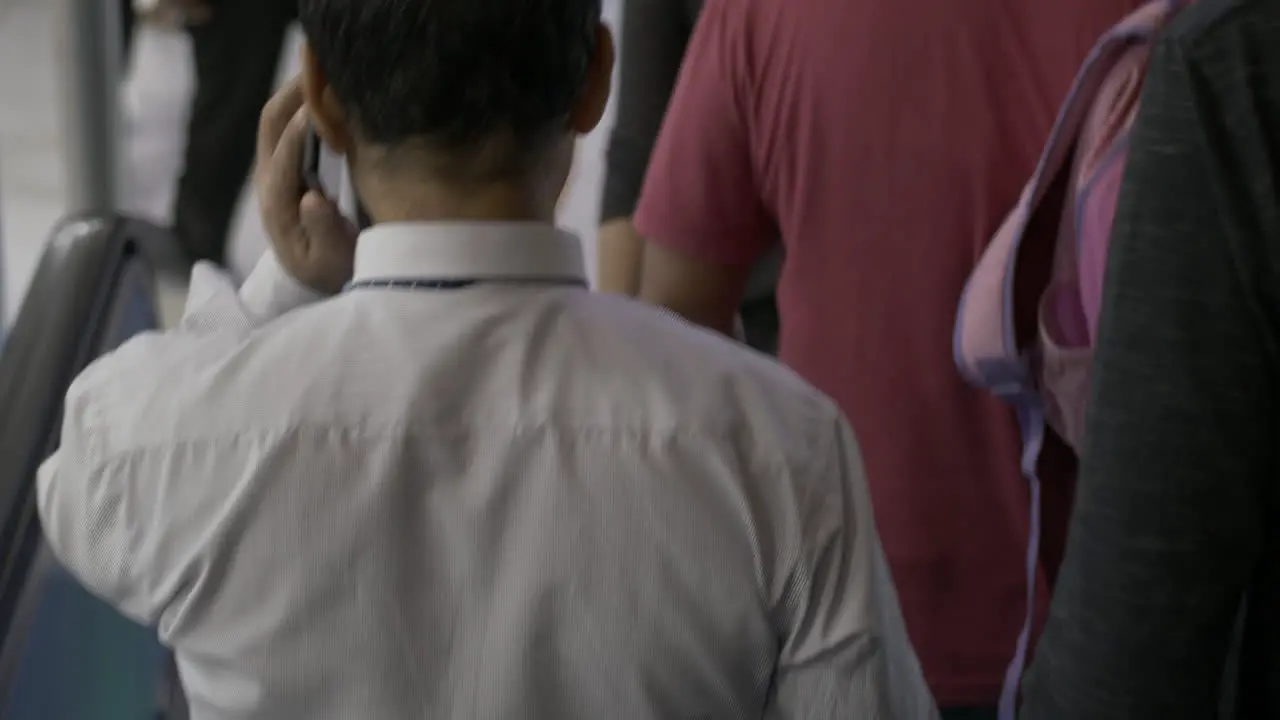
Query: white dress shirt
xmin=37 ymin=222 xmax=937 ymax=719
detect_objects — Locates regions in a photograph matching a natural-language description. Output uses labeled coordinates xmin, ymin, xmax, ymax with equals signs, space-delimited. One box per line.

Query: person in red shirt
xmin=632 ymin=0 xmax=1141 ymax=716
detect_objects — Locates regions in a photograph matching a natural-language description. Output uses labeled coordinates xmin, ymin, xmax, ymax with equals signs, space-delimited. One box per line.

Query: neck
xmin=356 ymin=177 xmax=558 ymax=225
xmin=350 ymin=147 xmax=563 ymax=226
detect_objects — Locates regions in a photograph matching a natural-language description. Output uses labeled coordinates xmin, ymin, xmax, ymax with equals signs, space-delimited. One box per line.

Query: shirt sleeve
xmin=632 ymin=0 xmax=776 ymax=266
xmin=35 ymin=250 xmax=323 ymax=624
xmin=599 ymin=0 xmax=695 ymax=223
xmin=179 ymin=251 xmax=325 ymax=334
xmin=1019 ymin=35 xmax=1273 ymax=720
xmin=767 ymin=416 xmax=939 ymax=719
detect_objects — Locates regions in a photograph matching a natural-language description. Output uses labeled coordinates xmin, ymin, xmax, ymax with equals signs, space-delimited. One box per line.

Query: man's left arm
xmin=633 ymin=0 xmax=776 ymax=335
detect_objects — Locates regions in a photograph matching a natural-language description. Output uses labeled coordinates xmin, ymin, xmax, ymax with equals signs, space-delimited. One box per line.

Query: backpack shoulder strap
xmin=952 ymin=0 xmax=1179 ymax=391
xmin=950 ymin=6 xmax=1191 ymax=720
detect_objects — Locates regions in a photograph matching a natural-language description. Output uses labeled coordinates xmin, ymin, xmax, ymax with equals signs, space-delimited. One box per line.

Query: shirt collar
xmin=352 ymin=222 xmax=587 ymax=285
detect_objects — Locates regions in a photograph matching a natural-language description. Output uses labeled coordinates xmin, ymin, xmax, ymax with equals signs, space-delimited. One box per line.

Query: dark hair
xmin=299 ymin=0 xmax=600 ymax=176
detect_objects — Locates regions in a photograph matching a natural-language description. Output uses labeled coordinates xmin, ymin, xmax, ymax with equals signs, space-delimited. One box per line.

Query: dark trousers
xmin=739 ymin=294 xmax=780 ymax=356
xmin=121 ymin=0 xmax=135 ymax=62
xmin=173 ymin=0 xmax=296 ymax=265
xmin=941 ymin=707 xmax=998 ymax=720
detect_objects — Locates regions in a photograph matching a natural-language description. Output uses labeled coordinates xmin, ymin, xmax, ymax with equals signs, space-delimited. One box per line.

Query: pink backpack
xmin=952 ymin=1 xmax=1186 ymax=716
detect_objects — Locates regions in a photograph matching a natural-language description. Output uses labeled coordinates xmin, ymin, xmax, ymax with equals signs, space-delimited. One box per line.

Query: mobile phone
xmin=301 ymin=123 xmax=325 ymax=194
xmin=300 ymin=123 xmax=374 ymax=230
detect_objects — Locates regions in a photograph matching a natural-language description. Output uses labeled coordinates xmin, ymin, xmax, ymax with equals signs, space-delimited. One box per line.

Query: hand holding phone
xmin=258 ymin=81 xmax=358 ymax=294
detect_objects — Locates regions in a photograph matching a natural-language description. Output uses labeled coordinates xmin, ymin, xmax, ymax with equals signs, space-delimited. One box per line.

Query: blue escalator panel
xmin=1 ymin=243 xmax=172 ymax=719
xmin=3 ymin=554 xmax=165 ymax=719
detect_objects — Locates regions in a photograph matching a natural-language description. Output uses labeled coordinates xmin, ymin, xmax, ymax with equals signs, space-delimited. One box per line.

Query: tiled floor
xmin=0 ymin=0 xmax=619 ymax=326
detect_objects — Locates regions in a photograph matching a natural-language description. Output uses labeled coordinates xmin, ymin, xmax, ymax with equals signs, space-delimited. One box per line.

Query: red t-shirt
xmin=634 ymin=0 xmax=1141 ymax=706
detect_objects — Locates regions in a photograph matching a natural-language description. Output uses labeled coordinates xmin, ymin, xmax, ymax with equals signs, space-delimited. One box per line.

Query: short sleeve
xmin=633 ymin=0 xmax=776 ymax=267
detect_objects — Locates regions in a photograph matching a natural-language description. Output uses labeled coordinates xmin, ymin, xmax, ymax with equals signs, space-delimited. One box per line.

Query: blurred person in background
xmin=120 ymin=1 xmax=213 ymax=66
xmin=630 ymin=0 xmax=1143 ymax=717
xmin=121 ymin=0 xmax=292 ymax=266
xmin=171 ymin=0 xmax=295 ymax=267
xmin=121 ymin=0 xmax=134 ymax=60
xmin=598 ymin=0 xmax=782 ymax=354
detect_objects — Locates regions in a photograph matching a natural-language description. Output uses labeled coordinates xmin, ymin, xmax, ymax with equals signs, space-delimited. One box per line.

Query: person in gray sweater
xmin=1021 ymin=0 xmax=1280 ymax=717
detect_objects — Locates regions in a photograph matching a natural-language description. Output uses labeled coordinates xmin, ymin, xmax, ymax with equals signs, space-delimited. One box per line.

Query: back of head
xmin=298 ymin=0 xmax=609 ymax=211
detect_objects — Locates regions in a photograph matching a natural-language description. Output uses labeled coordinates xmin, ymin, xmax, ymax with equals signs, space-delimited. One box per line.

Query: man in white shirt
xmin=36 ymin=1 xmax=937 ymax=717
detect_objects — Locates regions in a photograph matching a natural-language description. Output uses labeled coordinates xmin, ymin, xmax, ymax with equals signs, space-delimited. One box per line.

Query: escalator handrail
xmin=0 ymin=217 xmax=131 ymax=629
xmin=0 ymin=215 xmax=191 ymax=646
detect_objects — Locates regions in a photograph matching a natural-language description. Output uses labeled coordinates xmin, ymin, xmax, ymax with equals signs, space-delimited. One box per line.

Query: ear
xmin=569 ymin=23 xmax=615 ymax=135
xmin=300 ymin=41 xmax=355 ymax=154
